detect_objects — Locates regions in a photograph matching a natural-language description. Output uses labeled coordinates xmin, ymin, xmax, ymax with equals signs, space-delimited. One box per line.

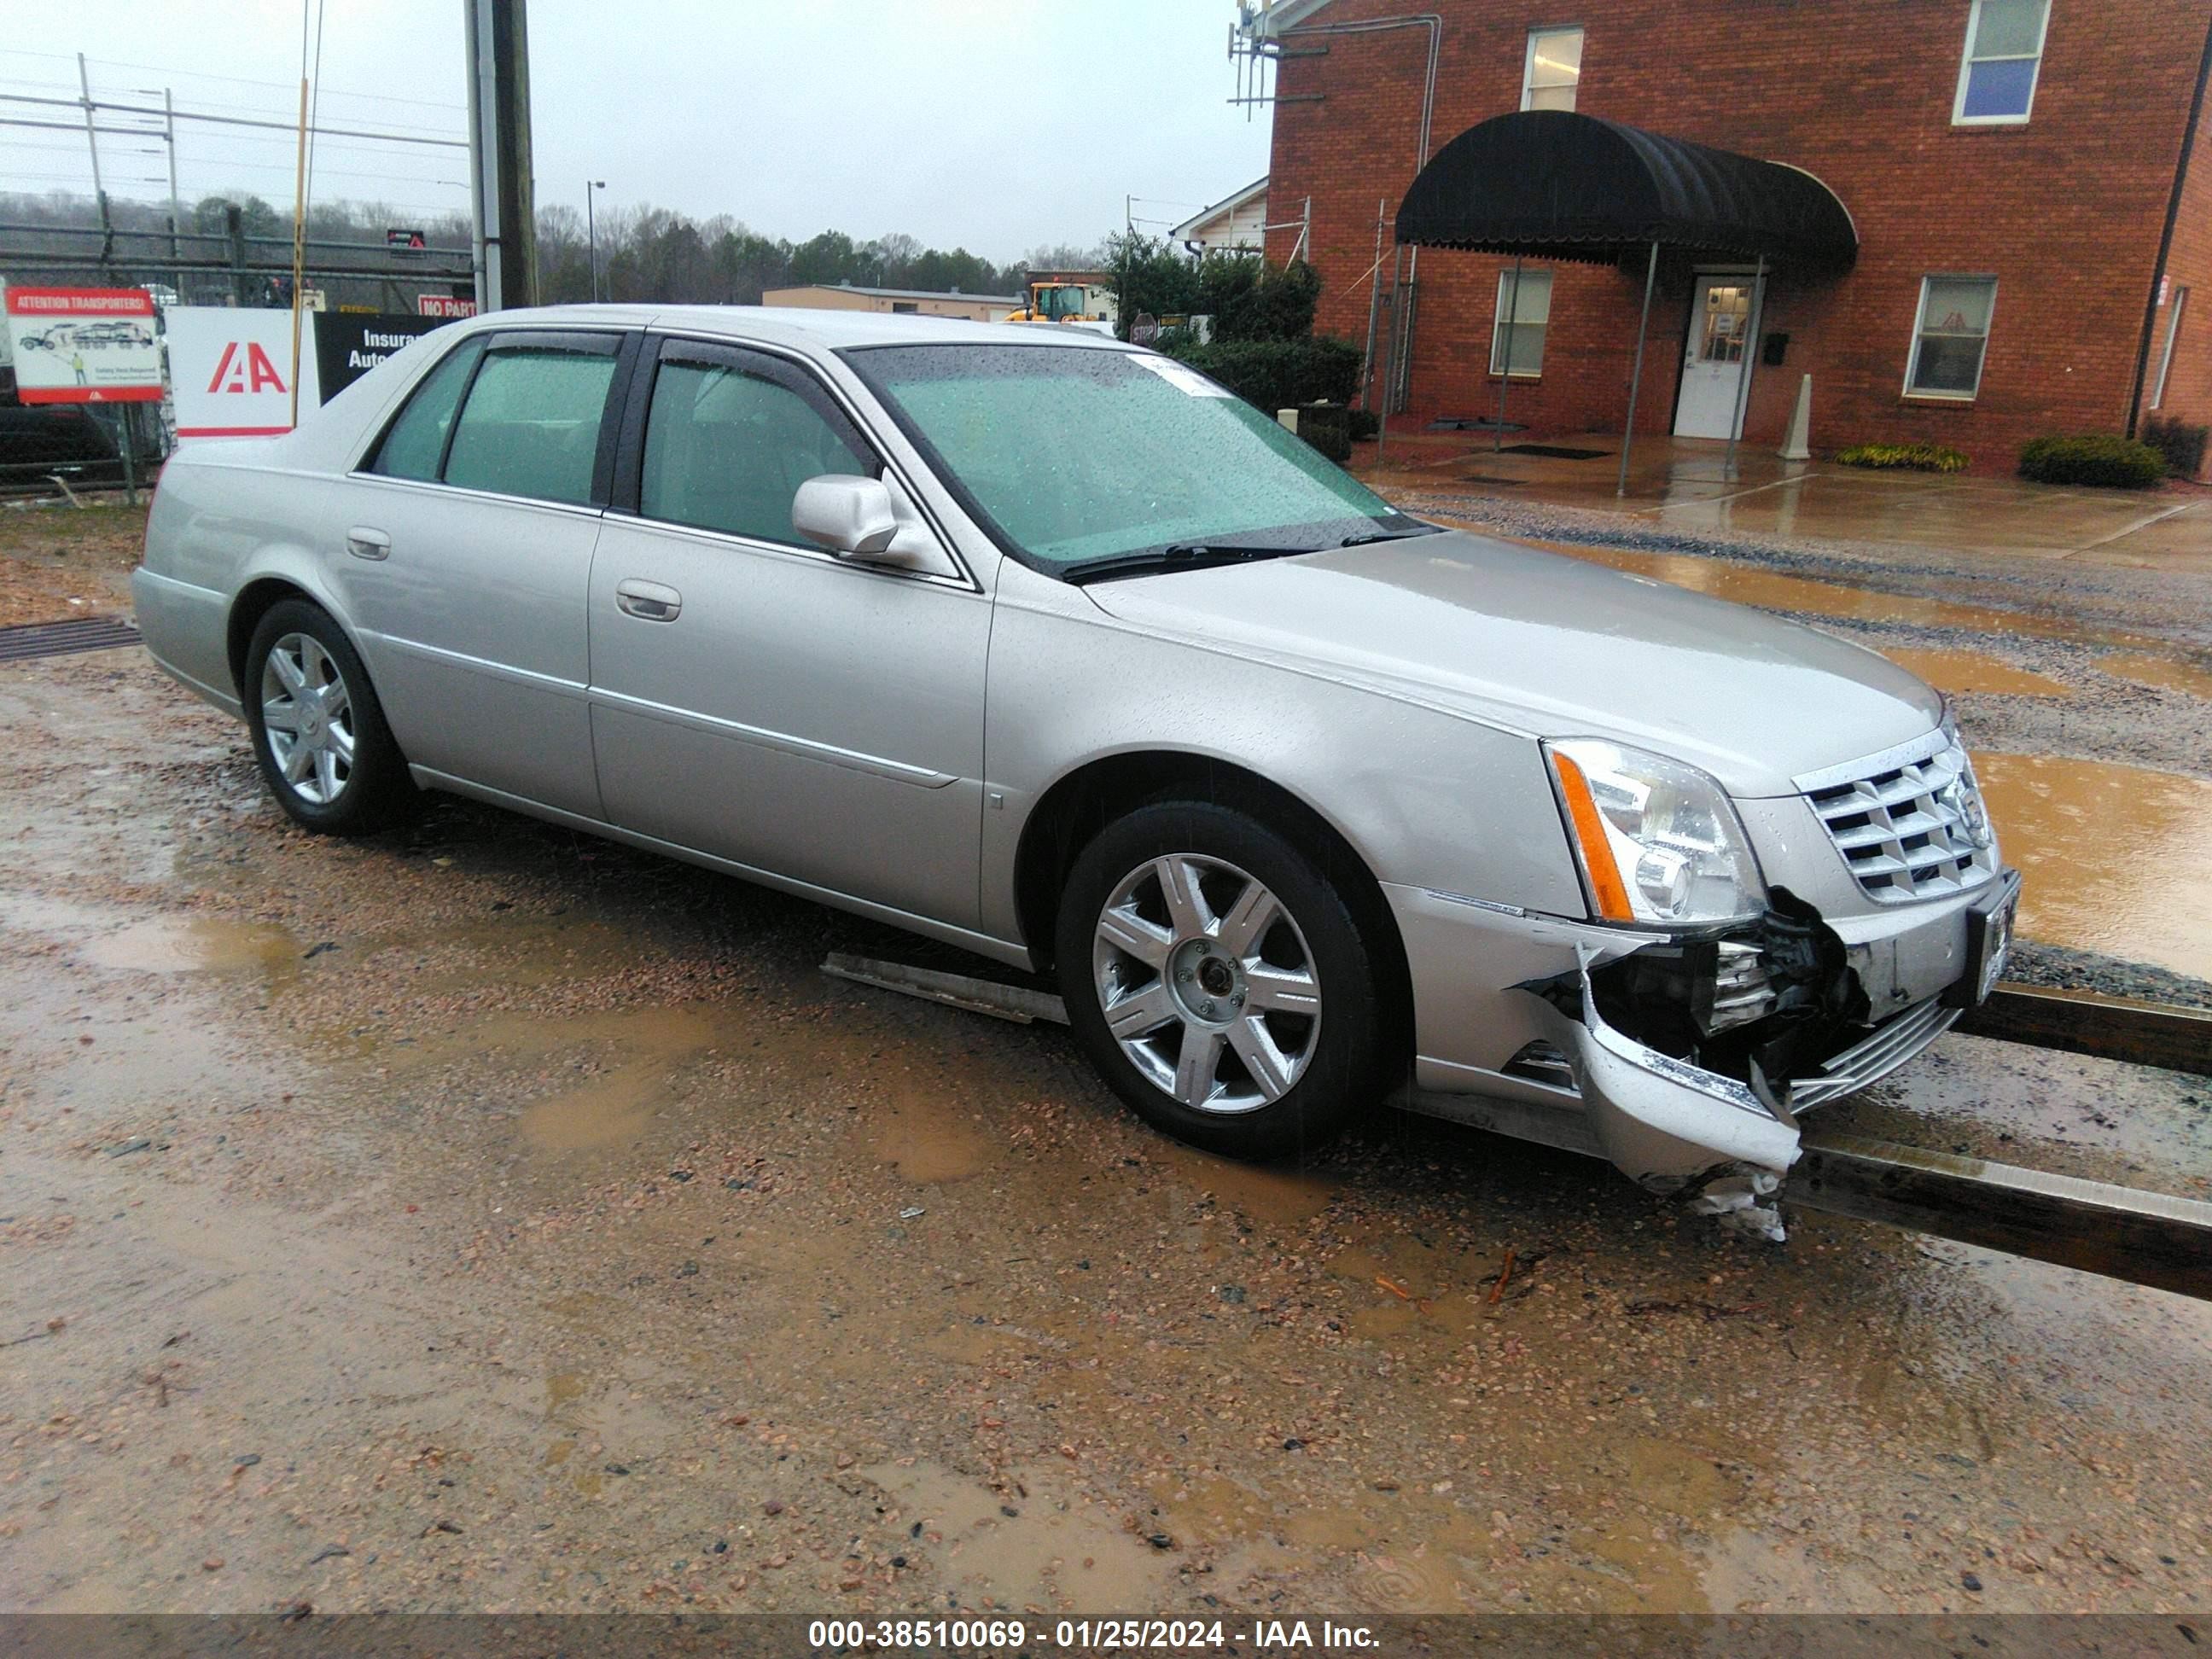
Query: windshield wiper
xmin=1065 ymin=542 xmax=1316 ymax=585
xmin=1336 ymin=526 xmax=1440 ymax=548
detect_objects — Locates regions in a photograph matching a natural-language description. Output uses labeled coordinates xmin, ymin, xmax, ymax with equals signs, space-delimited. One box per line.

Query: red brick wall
xmin=1266 ymin=0 xmax=2210 ymax=474
xmin=2145 ymin=54 xmax=2212 ymax=474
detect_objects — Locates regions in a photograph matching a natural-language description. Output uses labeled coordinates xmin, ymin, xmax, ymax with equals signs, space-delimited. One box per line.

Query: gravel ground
xmin=2 ymin=649 xmax=2209 ymax=1621
xmin=2 ymin=499 xmax=2209 ymax=1621
xmin=0 ymin=500 xmax=143 ymax=629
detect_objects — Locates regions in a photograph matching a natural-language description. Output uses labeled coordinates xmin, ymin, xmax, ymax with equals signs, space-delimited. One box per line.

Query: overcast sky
xmin=2 ymin=0 xmax=1272 ymax=258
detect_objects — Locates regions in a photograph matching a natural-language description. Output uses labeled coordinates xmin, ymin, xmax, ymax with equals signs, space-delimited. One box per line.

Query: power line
xmin=0 ymin=47 xmax=464 ymax=113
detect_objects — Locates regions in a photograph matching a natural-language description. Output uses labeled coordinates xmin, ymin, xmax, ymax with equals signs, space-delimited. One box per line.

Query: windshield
xmin=842 ymin=343 xmax=1428 ymax=576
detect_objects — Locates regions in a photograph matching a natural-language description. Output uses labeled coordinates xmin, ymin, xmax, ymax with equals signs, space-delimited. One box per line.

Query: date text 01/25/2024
xmin=806 ymin=1618 xmax=1381 ymax=1650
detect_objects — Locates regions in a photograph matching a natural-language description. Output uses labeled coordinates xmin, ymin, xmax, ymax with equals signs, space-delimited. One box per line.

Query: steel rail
xmin=1795 ymin=1132 xmax=2212 ymax=1301
xmin=1962 ymin=982 xmax=2211 ymax=1077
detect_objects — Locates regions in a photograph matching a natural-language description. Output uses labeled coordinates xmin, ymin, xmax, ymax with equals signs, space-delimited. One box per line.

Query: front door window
xmin=1699 ymin=284 xmax=1750 ymax=364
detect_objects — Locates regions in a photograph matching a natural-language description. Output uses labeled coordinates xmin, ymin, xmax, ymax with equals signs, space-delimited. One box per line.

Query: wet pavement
xmin=3 ymin=648 xmax=2209 ymax=1619
xmin=1363 ymin=434 xmax=2212 ymax=573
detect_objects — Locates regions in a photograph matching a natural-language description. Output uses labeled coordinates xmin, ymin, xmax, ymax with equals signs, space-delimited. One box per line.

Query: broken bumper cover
xmin=1528 ymin=946 xmax=1804 ymax=1196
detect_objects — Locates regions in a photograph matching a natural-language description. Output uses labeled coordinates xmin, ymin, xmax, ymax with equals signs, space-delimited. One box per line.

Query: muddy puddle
xmin=1874 ymin=648 xmax=2070 ymax=699
xmin=0 ymin=892 xmax=302 ymax=978
xmin=861 ymin=1461 xmax=1174 ymax=1611
xmin=1975 ymin=753 xmax=2212 ymax=981
xmin=2093 ymin=649 xmax=2212 ymax=701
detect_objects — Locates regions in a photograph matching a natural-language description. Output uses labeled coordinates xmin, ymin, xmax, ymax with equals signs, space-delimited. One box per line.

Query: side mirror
xmin=793 ymin=474 xmax=899 ymax=559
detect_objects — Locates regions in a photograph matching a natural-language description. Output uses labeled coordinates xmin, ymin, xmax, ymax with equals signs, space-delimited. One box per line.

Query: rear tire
xmin=243 ymin=599 xmax=416 ymax=835
xmin=1055 ymin=799 xmax=1389 ymax=1161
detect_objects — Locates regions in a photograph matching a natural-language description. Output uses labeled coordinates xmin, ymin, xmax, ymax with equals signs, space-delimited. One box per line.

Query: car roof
xmin=449 ymin=302 xmax=1137 ymax=354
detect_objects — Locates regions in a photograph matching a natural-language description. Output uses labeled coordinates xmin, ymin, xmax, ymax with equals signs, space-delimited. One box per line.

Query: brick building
xmin=1250 ymin=0 xmax=2212 ymax=473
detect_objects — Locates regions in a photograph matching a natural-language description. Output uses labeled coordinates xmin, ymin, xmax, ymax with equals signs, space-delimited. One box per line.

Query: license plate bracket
xmin=1946 ymin=867 xmax=2023 ymax=1009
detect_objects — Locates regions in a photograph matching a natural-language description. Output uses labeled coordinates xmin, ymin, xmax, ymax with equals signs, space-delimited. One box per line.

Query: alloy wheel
xmin=1091 ymin=853 xmax=1324 ymax=1115
xmin=259 ymin=632 xmax=356 ymax=806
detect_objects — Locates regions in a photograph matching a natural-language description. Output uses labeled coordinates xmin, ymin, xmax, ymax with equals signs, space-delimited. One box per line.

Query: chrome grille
xmin=1802 ymin=731 xmax=1998 ymax=905
xmin=1789 ymin=998 xmax=1962 ymax=1110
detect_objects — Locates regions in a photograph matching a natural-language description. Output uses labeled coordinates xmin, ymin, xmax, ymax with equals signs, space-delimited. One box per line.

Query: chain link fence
xmin=3 ymin=214 xmax=474 ymax=498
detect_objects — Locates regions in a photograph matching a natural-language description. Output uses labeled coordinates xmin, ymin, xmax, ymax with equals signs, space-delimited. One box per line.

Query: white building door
xmin=1674 ymin=274 xmax=1761 ymax=439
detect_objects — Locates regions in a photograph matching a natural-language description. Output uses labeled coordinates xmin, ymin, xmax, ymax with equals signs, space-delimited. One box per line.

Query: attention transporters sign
xmin=3 ymin=287 xmax=164 ymax=404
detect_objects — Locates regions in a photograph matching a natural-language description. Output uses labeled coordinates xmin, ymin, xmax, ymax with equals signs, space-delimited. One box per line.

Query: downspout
xmin=2128 ymin=9 xmax=2212 ymax=438
xmin=1276 ymin=14 xmax=1441 ymax=411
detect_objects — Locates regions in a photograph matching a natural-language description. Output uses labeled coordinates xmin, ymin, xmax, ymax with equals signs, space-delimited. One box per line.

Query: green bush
xmin=1347 ymin=408 xmax=1381 ymax=442
xmin=2017 ymin=434 xmax=2167 ymax=488
xmin=1103 ymin=230 xmax=1324 ymax=344
xmin=2139 ymin=416 xmax=2209 ymax=478
xmin=1161 ymin=337 xmax=1364 ymax=414
xmin=1287 ymin=403 xmax=1352 ymax=463
xmin=1834 ymin=441 xmax=1969 ymax=474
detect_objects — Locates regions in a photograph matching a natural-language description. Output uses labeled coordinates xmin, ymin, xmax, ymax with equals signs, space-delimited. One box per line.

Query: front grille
xmin=1789 ymin=998 xmax=1962 ymax=1110
xmin=1802 ymin=731 xmax=1998 ymax=905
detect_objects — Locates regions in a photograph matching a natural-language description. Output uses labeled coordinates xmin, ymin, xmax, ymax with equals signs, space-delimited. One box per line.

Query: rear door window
xmin=637 ymin=341 xmax=875 ymax=546
xmin=437 ymin=333 xmax=623 ymax=506
xmin=368 ymin=336 xmax=484 ymax=482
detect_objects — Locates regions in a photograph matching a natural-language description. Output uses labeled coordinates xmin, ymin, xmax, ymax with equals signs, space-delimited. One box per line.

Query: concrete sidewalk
xmin=1356 ymin=430 xmax=2212 ymax=573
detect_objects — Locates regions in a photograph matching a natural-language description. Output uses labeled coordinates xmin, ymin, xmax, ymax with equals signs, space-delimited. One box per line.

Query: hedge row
xmin=1161 ymin=337 xmax=1365 ymax=416
xmin=2140 ymin=416 xmax=2210 ymax=479
xmin=2017 ymin=434 xmax=2166 ymax=489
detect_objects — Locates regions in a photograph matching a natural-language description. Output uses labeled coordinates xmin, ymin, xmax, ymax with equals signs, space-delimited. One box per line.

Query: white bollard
xmin=1277 ymin=408 xmax=1300 ymax=434
xmin=1778 ymin=373 xmax=1813 ymax=463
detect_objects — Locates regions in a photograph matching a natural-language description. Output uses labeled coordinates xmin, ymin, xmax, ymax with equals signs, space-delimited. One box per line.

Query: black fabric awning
xmin=1394 ymin=110 xmax=1857 ymax=271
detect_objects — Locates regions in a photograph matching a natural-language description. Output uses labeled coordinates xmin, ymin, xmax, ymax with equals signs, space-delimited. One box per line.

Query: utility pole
xmin=586 ymin=178 xmax=605 ymax=302
xmin=76 ymin=54 xmax=114 ymax=265
xmin=463 ymin=0 xmax=538 ymax=311
xmin=163 ymin=88 xmax=182 ymax=261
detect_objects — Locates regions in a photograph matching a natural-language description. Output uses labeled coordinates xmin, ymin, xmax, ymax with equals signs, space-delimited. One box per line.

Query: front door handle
xmin=346 ymin=526 xmax=391 ymax=561
xmin=614 ymin=578 xmax=682 ymax=622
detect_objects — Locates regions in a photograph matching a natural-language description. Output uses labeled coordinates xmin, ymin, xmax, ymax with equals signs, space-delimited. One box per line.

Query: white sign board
xmin=165 ymin=307 xmax=321 ymax=439
xmin=4 ymin=286 xmax=164 ymax=404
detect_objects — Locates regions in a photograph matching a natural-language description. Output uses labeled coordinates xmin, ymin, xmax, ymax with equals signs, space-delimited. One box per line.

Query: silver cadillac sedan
xmin=133 ymin=306 xmax=2018 ymax=1229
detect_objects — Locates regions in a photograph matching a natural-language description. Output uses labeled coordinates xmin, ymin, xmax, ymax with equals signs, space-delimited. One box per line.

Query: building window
xmin=1906 ymin=276 xmax=1998 ymax=399
xmin=891 ymin=301 xmax=919 ymax=313
xmin=1490 ymin=269 xmax=1553 ymax=377
xmin=1522 ymin=27 xmax=1583 ymax=113
xmin=1953 ymin=0 xmax=2050 ymax=125
xmin=2152 ymin=285 xmax=2189 ymax=410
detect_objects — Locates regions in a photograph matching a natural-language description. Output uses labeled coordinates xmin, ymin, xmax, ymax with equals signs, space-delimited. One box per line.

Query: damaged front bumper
xmin=1518 ymin=867 xmax=2021 ymax=1204
xmin=1526 ymin=945 xmax=1804 ymax=1196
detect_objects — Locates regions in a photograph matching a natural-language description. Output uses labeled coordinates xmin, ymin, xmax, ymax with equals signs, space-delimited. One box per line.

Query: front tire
xmin=243 ymin=599 xmax=415 ymax=835
xmin=1055 ymin=799 xmax=1389 ymax=1161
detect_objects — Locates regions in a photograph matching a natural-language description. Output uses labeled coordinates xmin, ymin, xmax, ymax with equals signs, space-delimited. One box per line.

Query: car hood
xmin=1080 ymin=529 xmax=1943 ymax=799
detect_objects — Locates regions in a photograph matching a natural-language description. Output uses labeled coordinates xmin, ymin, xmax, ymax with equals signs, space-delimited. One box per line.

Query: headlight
xmin=1545 ymin=738 xmax=1767 ymax=927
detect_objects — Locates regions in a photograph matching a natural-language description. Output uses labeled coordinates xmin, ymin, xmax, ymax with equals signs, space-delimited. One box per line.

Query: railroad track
xmin=825 ymin=953 xmax=2212 ymax=1301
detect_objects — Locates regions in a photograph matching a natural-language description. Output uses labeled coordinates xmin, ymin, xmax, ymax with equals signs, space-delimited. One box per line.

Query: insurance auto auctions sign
xmin=312 ymin=312 xmax=443 ymax=403
xmin=4 ymin=287 xmax=164 ymax=404
xmin=165 ymin=307 xmax=321 ymax=439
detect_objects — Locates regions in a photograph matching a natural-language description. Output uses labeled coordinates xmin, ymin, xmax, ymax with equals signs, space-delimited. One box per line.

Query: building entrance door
xmin=1674 ymin=275 xmax=1761 ymax=439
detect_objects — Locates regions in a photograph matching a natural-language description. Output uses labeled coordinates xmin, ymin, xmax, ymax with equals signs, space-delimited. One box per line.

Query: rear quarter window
xmin=368 ymin=337 xmax=484 ymax=481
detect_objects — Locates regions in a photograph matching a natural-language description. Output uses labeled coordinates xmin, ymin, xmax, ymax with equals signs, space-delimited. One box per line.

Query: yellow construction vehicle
xmin=1004 ymin=271 xmax=1118 ymax=335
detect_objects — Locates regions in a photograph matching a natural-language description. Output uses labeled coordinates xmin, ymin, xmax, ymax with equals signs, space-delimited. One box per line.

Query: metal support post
xmin=1495 ymin=257 xmax=1522 ymax=452
xmin=1358 ymin=199 xmax=1385 ymax=411
xmin=1617 ymin=241 xmax=1661 ymax=499
xmin=463 ymin=0 xmax=537 ymax=311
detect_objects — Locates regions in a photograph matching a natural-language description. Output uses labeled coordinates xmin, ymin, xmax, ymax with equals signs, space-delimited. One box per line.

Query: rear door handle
xmin=614 ymin=578 xmax=682 ymax=622
xmin=346 ymin=526 xmax=391 ymax=561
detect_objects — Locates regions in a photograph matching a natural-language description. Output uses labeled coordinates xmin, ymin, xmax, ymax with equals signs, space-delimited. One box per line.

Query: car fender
xmin=981 ymin=559 xmax=1589 ymax=944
